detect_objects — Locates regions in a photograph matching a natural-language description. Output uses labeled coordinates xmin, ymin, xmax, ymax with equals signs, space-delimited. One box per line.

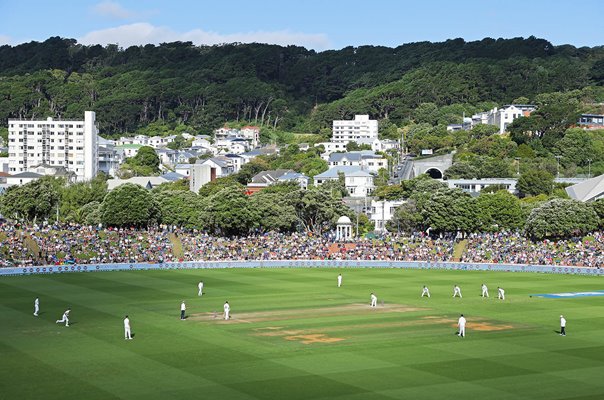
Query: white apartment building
xmin=8 ymin=111 xmax=98 ymax=181
xmin=332 ymin=115 xmax=378 ymax=143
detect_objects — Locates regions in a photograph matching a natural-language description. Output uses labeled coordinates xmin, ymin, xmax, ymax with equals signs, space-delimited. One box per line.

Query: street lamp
xmin=515 ymin=157 xmax=520 ymax=176
xmin=555 ymin=155 xmax=562 ymax=179
xmin=588 ymin=158 xmax=592 ymax=179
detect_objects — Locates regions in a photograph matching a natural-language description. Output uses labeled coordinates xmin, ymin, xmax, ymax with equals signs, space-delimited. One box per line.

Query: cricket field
xmin=1 ymin=267 xmax=603 ymax=400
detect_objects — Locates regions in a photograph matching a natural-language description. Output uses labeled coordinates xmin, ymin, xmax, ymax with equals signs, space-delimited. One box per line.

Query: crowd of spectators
xmin=1 ymin=222 xmax=603 ymax=268
xmin=461 ymin=231 xmax=604 ymax=267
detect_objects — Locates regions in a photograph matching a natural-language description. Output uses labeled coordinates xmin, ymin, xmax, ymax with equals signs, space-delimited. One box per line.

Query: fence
xmin=1 ymin=260 xmax=602 ymax=276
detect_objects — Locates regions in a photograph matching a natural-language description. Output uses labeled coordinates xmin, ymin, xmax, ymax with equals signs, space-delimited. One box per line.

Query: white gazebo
xmin=336 ymin=216 xmax=353 ymax=241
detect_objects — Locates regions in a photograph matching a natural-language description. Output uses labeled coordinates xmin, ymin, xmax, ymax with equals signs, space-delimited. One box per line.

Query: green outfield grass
xmin=1 ymin=268 xmax=604 ymax=400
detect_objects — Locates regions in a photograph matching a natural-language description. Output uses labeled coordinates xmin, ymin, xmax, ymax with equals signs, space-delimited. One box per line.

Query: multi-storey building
xmin=332 ymin=115 xmax=378 ymax=143
xmin=8 ymin=111 xmax=98 ymax=181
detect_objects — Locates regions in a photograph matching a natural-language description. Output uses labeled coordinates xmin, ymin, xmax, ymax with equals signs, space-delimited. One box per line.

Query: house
xmin=472 ymin=104 xmax=537 ymax=134
xmin=446 ymin=178 xmax=518 ymax=195
xmin=246 ymin=169 xmax=309 ymax=193
xmin=115 ymin=144 xmax=143 ymax=158
xmin=214 ymin=138 xmax=249 ymax=154
xmin=247 ymin=169 xmax=291 ymax=193
xmin=578 ymin=114 xmax=604 ymax=130
xmin=315 ymin=141 xmax=348 ymax=157
xmin=313 ymin=166 xmax=375 ymax=197
xmin=240 ymin=126 xmax=261 ymax=148
xmin=107 ymin=176 xmax=169 ymax=191
xmin=200 ymin=157 xmax=235 ymax=177
xmin=566 ymin=174 xmax=604 ymax=202
xmin=373 ymin=139 xmax=400 ymax=153
xmin=278 ymin=171 xmax=309 ymax=190
xmin=26 ymin=164 xmax=76 ymax=183
xmin=223 ymin=154 xmax=246 ymax=173
xmin=0 ymin=171 xmax=10 ymax=184
xmin=370 ymin=199 xmax=405 ymax=232
xmin=175 ymin=164 xmax=193 ymax=177
xmin=192 ymin=137 xmax=212 ymax=148
xmin=6 ymin=171 xmax=43 ymax=186
xmin=161 ymin=171 xmax=187 ymax=182
xmin=328 ymin=151 xmax=388 ymax=173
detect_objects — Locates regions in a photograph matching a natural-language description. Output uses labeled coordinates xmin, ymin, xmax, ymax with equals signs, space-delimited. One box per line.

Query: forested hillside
xmin=0 ymin=36 xmax=603 ymax=137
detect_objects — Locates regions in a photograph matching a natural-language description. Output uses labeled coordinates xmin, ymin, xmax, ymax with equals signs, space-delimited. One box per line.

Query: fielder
xmin=224 ymin=301 xmax=230 ymax=320
xmin=124 ymin=315 xmax=132 ymax=340
xmin=180 ymin=301 xmax=186 ymax=320
xmin=421 ymin=286 xmax=430 ymax=298
xmin=481 ymin=283 xmax=489 ymax=298
xmin=337 ymin=274 xmax=342 ymax=288
xmin=198 ymin=281 xmax=204 ymax=296
xmin=560 ymin=315 xmax=566 ymax=336
xmin=458 ymin=314 xmax=466 ymax=337
xmin=497 ymin=287 xmax=505 ymax=300
xmin=370 ymin=293 xmax=378 ymax=307
xmin=34 ymin=297 xmax=39 ymax=316
xmin=56 ymin=308 xmax=70 ymax=327
xmin=453 ymin=285 xmax=462 ymax=298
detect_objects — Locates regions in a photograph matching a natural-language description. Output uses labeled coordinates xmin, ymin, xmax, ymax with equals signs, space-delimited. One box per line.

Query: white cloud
xmin=0 ymin=35 xmax=12 ymax=45
xmin=78 ymin=22 xmax=331 ymax=50
xmin=92 ymin=1 xmax=136 ymax=19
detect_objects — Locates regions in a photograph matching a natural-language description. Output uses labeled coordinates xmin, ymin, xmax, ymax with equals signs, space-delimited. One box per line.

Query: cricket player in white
xmin=224 ymin=301 xmax=230 ymax=320
xmin=124 ymin=315 xmax=132 ymax=340
xmin=56 ymin=309 xmax=70 ymax=326
xmin=453 ymin=285 xmax=462 ymax=298
xmin=337 ymin=274 xmax=342 ymax=288
xmin=560 ymin=315 xmax=566 ymax=336
xmin=370 ymin=293 xmax=377 ymax=307
xmin=180 ymin=301 xmax=186 ymax=320
xmin=458 ymin=314 xmax=466 ymax=337
xmin=481 ymin=284 xmax=489 ymax=298
xmin=421 ymin=286 xmax=430 ymax=298
xmin=34 ymin=297 xmax=39 ymax=316
xmin=497 ymin=287 xmax=505 ymax=300
xmin=198 ymin=281 xmax=204 ymax=296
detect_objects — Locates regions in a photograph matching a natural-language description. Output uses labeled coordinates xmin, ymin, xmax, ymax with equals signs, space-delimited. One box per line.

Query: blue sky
xmin=0 ymin=0 xmax=602 ymax=50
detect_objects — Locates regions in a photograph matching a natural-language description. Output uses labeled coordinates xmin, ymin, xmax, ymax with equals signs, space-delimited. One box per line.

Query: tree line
xmin=0 ymin=36 xmax=603 ymax=135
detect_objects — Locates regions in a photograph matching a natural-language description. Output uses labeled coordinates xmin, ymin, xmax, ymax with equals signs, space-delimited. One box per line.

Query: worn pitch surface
xmin=1 ymin=267 xmax=604 ymax=400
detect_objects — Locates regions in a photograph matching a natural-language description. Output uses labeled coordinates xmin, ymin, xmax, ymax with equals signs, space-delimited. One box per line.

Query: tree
xmin=421 ymin=188 xmax=480 ymax=233
xmin=0 ymin=177 xmax=61 ymax=222
xmin=345 ymin=142 xmax=372 ymax=151
xmin=79 ymin=201 xmax=101 ymax=225
xmin=320 ymin=176 xmax=347 ymax=198
xmin=374 ymin=184 xmax=405 ymax=200
xmin=444 ymin=162 xmax=479 ymax=179
xmin=476 ymin=190 xmax=524 ymax=231
xmin=470 ymin=124 xmax=498 ymax=139
xmin=525 ymin=198 xmax=598 ymax=239
xmin=100 ymin=183 xmax=159 ymax=227
xmin=59 ymin=174 xmax=108 ymax=222
xmin=517 ymin=170 xmax=554 ymax=197
xmin=388 ymin=200 xmax=423 ymax=233
xmin=154 ymin=190 xmax=203 ymax=229
xmin=590 ymin=199 xmax=604 ymax=228
xmin=120 ymin=146 xmax=160 ymax=176
xmin=234 ymin=159 xmax=270 ymax=185
xmin=250 ymin=192 xmax=298 ymax=232
xmin=203 ymin=186 xmax=258 ymax=235
xmin=198 ymin=176 xmax=242 ymax=197
xmin=289 ymin=187 xmax=353 ymax=234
